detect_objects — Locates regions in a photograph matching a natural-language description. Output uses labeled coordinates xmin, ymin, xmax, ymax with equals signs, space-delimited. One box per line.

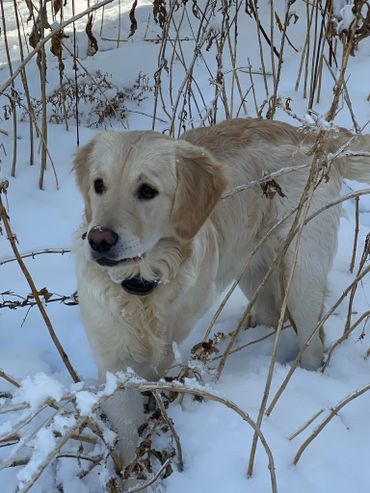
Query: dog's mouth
xmin=96 ymin=255 xmax=143 ymax=267
xmin=94 ymin=253 xmax=160 ymax=295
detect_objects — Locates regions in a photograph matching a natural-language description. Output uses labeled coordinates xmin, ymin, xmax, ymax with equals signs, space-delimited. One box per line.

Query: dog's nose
xmin=88 ymin=227 xmax=118 ymax=253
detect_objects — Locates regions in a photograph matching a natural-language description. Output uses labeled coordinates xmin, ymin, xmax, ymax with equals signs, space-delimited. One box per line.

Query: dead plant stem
xmin=0 ymin=193 xmax=79 ymax=383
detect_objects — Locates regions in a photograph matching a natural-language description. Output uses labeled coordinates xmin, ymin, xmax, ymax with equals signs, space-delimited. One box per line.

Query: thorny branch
xmin=0 ymin=290 xmax=78 ymax=310
xmin=0 ymin=186 xmax=80 ymax=383
xmin=0 ymin=248 xmax=71 ymax=266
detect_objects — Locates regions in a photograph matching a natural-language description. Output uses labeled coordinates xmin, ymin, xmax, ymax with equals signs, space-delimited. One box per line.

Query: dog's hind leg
xmin=283 ymin=218 xmax=338 ymax=370
xmin=284 ymin=262 xmax=325 ymax=370
xmin=239 ymin=223 xmax=334 ymax=371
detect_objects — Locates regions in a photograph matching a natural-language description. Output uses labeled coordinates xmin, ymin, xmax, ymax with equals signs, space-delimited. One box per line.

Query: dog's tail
xmin=337 ymin=133 xmax=370 ymax=184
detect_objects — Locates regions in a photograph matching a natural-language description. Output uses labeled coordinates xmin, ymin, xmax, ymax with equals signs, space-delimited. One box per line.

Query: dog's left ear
xmin=171 ymin=140 xmax=229 ymax=240
xmin=73 ymin=138 xmax=95 ymax=223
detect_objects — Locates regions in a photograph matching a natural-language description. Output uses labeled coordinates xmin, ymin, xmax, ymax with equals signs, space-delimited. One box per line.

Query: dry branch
xmin=125 ymin=459 xmax=171 ymax=493
xmin=247 ymin=135 xmax=323 ymax=477
xmin=267 ymin=264 xmax=370 ymax=417
xmin=0 ymin=248 xmax=71 ymax=266
xmin=0 ymin=373 xmax=278 ymax=493
xmin=322 ymin=310 xmax=370 ymax=371
xmin=0 ymin=370 xmax=20 ymax=388
xmin=17 ymin=417 xmax=89 ymax=493
xmin=0 ymin=0 xmax=116 ymax=97
xmin=293 ymin=383 xmax=370 ymax=465
xmin=0 ymin=190 xmax=79 ymax=383
xmin=288 ymin=409 xmax=324 ymax=441
xmin=0 ymin=290 xmax=78 ymax=310
xmin=153 ymin=390 xmax=184 ymax=472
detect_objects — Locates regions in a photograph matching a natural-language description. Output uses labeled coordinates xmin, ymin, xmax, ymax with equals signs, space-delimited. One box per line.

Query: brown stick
xmin=0 ymin=370 xmax=20 ymax=388
xmin=267 ymin=264 xmax=370 ymax=416
xmin=0 ymin=191 xmax=80 ymax=383
xmin=248 ymin=142 xmax=322 ymax=477
xmin=293 ymin=383 xmax=370 ymax=465
xmin=322 ymin=310 xmax=370 ymax=371
xmin=342 ymin=233 xmax=370 ymax=340
xmin=153 ymin=390 xmax=184 ymax=472
xmin=288 ymin=409 xmax=324 ymax=441
xmin=349 ymin=196 xmax=360 ymax=273
xmin=0 ymin=0 xmax=17 ymax=177
xmin=326 ymin=13 xmax=358 ymax=122
xmin=0 ymin=0 xmax=116 ymax=97
xmin=0 ymin=248 xmax=71 ymax=266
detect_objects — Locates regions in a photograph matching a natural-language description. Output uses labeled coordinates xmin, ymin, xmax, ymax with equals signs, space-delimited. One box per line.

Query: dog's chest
xmin=76 ymin=260 xmax=194 ymax=377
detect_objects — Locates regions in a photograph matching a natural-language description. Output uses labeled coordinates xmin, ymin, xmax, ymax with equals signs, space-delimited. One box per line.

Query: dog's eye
xmin=137 ymin=183 xmax=158 ymax=200
xmin=94 ymin=178 xmax=105 ymax=194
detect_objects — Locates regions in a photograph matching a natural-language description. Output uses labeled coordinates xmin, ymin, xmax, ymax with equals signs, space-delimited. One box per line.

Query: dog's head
xmin=74 ymin=130 xmax=228 ymax=287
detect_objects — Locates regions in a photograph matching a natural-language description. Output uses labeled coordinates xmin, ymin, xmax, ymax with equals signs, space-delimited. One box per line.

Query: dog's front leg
xmin=99 ymin=370 xmax=145 ymax=469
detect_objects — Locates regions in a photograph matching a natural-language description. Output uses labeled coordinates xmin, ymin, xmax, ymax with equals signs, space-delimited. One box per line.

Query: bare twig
xmin=267 ymin=264 xmax=370 ymax=416
xmin=125 ymin=459 xmax=171 ymax=493
xmin=0 ymin=248 xmax=71 ymax=266
xmin=350 ymin=196 xmax=360 ymax=273
xmin=0 ymin=191 xmax=79 ymax=383
xmin=0 ymin=0 xmax=116 ymax=97
xmin=293 ymin=383 xmax=370 ymax=465
xmin=322 ymin=310 xmax=370 ymax=371
xmin=17 ymin=417 xmax=88 ymax=493
xmin=153 ymin=390 xmax=184 ymax=472
xmin=0 ymin=370 xmax=20 ymax=388
xmin=288 ymin=409 xmax=324 ymax=441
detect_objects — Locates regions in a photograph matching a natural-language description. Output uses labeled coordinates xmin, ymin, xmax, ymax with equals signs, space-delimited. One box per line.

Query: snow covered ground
xmin=1 ymin=1 xmax=370 ymax=492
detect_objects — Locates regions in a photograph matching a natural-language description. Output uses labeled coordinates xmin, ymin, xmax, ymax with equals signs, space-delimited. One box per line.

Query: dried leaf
xmin=24 ymin=0 xmax=34 ymax=22
xmin=274 ymin=12 xmax=283 ymax=32
xmin=206 ymin=27 xmax=217 ymax=51
xmin=50 ymin=29 xmax=66 ymax=58
xmin=153 ymin=0 xmax=167 ymax=29
xmin=128 ymin=0 xmax=138 ymax=38
xmin=39 ymin=287 xmax=53 ymax=301
xmin=261 ymin=179 xmax=286 ymax=199
xmin=288 ymin=12 xmax=299 ymax=25
xmin=0 ymin=180 xmax=9 ymax=194
xmin=29 ymin=30 xmax=41 ymax=49
xmin=192 ymin=0 xmax=201 ymax=19
xmin=52 ymin=0 xmax=63 ymax=16
xmin=40 ymin=6 xmax=50 ymax=30
xmin=86 ymin=14 xmax=98 ymax=56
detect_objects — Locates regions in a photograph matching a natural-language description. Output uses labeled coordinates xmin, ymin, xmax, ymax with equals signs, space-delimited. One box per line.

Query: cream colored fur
xmin=73 ymin=118 xmax=370 ymax=464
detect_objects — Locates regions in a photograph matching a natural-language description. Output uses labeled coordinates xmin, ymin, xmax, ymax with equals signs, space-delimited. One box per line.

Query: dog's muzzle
xmin=82 ymin=231 xmax=159 ymax=296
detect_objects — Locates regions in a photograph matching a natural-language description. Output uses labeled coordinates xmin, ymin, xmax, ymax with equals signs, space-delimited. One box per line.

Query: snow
xmin=17 ymin=428 xmax=56 ymax=486
xmin=1 ymin=0 xmax=370 ymax=492
xmin=338 ymin=4 xmax=356 ymax=32
xmin=13 ymin=373 xmax=64 ymax=410
xmin=101 ymin=372 xmax=119 ymax=396
xmin=52 ymin=415 xmax=77 ymax=434
xmin=74 ymin=390 xmax=99 ymax=416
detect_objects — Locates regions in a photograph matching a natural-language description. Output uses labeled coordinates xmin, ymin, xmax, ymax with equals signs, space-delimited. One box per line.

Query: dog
xmin=73 ymin=118 xmax=370 ymax=463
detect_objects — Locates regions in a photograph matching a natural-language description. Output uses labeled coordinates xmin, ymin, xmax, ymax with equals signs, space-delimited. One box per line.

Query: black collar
xmin=121 ymin=276 xmax=159 ymax=296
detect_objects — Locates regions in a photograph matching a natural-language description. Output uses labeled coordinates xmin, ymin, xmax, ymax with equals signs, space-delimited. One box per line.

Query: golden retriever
xmin=73 ymin=118 xmax=370 ymax=462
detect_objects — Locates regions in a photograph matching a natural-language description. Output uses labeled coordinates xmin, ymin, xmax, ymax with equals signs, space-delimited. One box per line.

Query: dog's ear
xmin=73 ymin=139 xmax=95 ymax=223
xmin=171 ymin=140 xmax=229 ymax=240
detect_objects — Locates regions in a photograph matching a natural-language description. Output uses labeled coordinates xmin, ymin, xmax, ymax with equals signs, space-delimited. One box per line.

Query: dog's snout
xmin=88 ymin=226 xmax=118 ymax=253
